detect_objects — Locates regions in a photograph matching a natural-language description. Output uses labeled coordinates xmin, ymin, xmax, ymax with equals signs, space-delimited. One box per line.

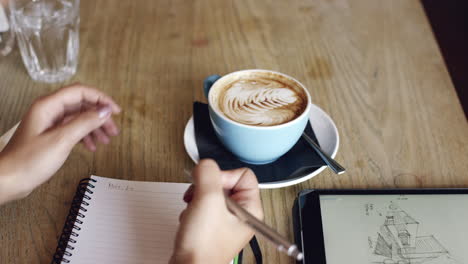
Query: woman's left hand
xmin=0 ymin=84 xmax=121 ymax=204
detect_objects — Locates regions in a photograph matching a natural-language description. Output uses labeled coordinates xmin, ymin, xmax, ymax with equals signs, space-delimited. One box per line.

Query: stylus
xmin=225 ymin=195 xmax=304 ymax=261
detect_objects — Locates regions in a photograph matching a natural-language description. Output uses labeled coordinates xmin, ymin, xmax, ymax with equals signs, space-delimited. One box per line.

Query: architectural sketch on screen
xmin=370 ymin=203 xmax=462 ymax=264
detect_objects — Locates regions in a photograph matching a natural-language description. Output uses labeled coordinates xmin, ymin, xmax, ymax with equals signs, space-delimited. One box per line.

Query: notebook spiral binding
xmin=51 ymin=178 xmax=97 ymax=264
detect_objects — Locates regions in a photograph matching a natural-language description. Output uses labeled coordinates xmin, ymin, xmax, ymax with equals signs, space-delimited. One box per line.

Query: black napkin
xmin=193 ymin=102 xmax=326 ymax=184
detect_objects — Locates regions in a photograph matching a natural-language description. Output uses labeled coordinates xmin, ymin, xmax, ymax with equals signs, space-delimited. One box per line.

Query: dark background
xmin=422 ymin=0 xmax=468 ymax=117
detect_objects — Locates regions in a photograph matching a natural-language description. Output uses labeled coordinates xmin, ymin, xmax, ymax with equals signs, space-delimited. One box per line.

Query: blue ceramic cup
xmin=204 ymin=69 xmax=312 ymax=164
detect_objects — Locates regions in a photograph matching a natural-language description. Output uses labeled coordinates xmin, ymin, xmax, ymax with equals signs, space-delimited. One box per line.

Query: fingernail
xmin=183 ymin=193 xmax=193 ymax=203
xmin=98 ymin=106 xmax=112 ymax=118
xmin=110 ymin=127 xmax=119 ymax=136
xmin=183 ymin=185 xmax=195 ymax=203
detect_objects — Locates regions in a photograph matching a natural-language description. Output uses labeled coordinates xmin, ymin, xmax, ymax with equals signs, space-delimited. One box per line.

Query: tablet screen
xmin=318 ymin=194 xmax=468 ymax=264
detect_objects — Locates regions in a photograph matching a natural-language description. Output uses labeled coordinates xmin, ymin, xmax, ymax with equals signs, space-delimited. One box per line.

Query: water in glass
xmin=11 ymin=0 xmax=79 ymax=83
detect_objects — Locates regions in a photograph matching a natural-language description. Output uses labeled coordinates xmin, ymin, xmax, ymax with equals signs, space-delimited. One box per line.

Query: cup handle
xmin=203 ymin=75 xmax=222 ymax=99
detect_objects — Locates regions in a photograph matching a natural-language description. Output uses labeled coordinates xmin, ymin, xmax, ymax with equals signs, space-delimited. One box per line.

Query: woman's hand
xmin=0 ymin=84 xmax=121 ymax=204
xmin=171 ymin=159 xmax=263 ymax=264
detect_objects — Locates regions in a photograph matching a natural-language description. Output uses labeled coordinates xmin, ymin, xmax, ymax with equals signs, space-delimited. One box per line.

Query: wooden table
xmin=1 ymin=0 xmax=467 ymax=263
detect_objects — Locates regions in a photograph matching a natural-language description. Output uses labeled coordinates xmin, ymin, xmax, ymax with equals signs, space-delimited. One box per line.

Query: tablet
xmin=293 ymin=189 xmax=468 ymax=264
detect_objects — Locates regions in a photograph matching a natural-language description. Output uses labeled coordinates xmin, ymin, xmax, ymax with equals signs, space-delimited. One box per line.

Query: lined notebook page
xmin=65 ymin=176 xmax=190 ymax=264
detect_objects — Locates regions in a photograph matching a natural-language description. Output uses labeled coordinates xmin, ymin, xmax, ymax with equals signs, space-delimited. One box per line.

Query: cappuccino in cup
xmin=209 ymin=71 xmax=309 ymax=126
xmin=205 ymin=70 xmax=311 ymax=164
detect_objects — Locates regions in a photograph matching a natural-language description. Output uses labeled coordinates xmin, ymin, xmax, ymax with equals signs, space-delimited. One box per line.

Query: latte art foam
xmin=219 ymin=79 xmax=306 ymax=126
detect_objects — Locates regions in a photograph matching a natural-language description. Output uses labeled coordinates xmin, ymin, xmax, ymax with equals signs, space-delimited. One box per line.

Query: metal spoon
xmin=302 ymin=132 xmax=346 ymax=175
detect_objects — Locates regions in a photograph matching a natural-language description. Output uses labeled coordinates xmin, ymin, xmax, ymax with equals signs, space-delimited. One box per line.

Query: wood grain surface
xmin=1 ymin=0 xmax=467 ymax=263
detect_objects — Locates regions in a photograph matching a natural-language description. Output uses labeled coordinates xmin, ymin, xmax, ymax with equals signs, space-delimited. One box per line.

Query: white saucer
xmin=183 ymin=104 xmax=339 ymax=189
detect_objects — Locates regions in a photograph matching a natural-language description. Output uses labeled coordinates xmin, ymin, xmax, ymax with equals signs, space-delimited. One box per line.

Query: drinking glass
xmin=9 ymin=0 xmax=80 ymax=83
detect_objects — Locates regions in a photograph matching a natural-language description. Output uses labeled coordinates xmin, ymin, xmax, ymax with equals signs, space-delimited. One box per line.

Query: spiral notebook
xmin=0 ymin=126 xmax=240 ymax=264
xmin=51 ymin=176 xmax=190 ymax=264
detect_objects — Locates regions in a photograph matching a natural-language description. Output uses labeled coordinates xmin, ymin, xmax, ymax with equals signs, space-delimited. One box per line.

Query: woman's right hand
xmin=170 ymin=159 xmax=263 ymax=264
